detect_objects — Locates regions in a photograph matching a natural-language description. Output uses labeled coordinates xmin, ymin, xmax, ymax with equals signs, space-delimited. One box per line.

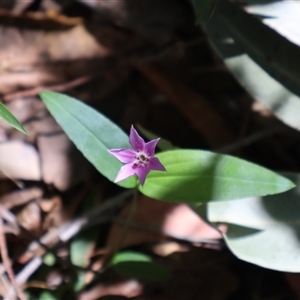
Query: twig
xmin=6 ymin=190 xmax=133 ymax=299
xmin=0 ymin=215 xmax=27 ymax=300
xmin=215 ymin=125 xmax=283 ymax=153
xmin=5 ymin=257 xmax=43 ymax=300
xmin=116 ymin=188 xmax=138 ymax=251
xmin=3 ymin=75 xmax=93 ymax=101
xmin=59 ymin=189 xmax=133 ymax=242
xmin=113 ymin=218 xmax=222 ymax=246
xmin=0 ymin=269 xmax=11 ymax=297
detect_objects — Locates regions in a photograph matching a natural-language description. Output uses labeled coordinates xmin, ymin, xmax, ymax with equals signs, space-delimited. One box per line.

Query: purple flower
xmin=108 ymin=125 xmax=166 ymax=185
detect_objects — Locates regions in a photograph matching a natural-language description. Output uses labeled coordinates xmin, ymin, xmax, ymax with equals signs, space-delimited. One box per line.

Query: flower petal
xmin=144 ymin=138 xmax=160 ymax=157
xmin=134 ymin=165 xmax=151 ymax=186
xmin=108 ymin=148 xmax=136 ymax=163
xmin=129 ymin=125 xmax=145 ymax=151
xmin=114 ymin=163 xmax=136 ymax=183
xmin=149 ymin=157 xmax=166 ymax=171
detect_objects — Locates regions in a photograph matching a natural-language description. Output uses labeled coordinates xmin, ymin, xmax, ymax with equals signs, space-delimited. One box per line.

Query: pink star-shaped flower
xmin=108 ymin=125 xmax=166 ymax=185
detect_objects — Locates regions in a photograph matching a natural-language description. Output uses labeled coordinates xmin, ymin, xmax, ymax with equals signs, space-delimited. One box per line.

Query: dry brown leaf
xmin=151 ymin=241 xmax=189 ymax=257
xmin=0 ymin=267 xmax=11 ymax=299
xmin=0 ymin=128 xmax=8 ymax=143
xmin=37 ymin=195 xmax=59 ymax=213
xmin=37 ymin=133 xmax=89 ymax=191
xmin=0 ymin=205 xmax=19 ymax=235
xmin=106 ymin=195 xmax=222 ymax=252
xmin=0 ymin=187 xmax=43 ymax=210
xmin=0 ymin=7 xmax=82 ymax=28
xmin=10 ymin=0 xmax=34 ymax=14
xmin=0 ymin=19 xmax=108 ymax=95
xmin=79 ymin=279 xmax=143 ymax=300
xmin=0 ymin=140 xmax=41 ymax=181
xmin=17 ymin=201 xmax=42 ymax=237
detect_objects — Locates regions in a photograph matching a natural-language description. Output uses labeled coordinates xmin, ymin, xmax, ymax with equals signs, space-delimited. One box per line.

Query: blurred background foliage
xmin=0 ymin=0 xmax=300 ymax=299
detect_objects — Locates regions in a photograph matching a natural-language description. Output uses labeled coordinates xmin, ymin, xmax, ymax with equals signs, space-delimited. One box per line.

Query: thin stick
xmin=0 ymin=216 xmax=27 ymax=300
xmin=113 ymin=218 xmax=221 ymax=246
xmin=3 ymin=75 xmax=93 ymax=101
xmin=215 ymin=125 xmax=283 ymax=153
xmin=5 ymin=190 xmax=133 ymax=300
xmin=116 ymin=188 xmax=138 ymax=251
xmin=101 ymin=189 xmax=138 ymax=271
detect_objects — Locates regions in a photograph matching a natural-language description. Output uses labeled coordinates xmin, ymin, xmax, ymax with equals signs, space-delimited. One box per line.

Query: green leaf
xmin=43 ymin=252 xmax=56 ymax=267
xmin=208 ymin=1 xmax=300 ymax=96
xmin=70 ymin=230 xmax=97 ymax=268
xmin=73 ymin=271 xmax=86 ymax=292
xmin=139 ymin=150 xmax=295 ymax=203
xmin=225 ymin=54 xmax=300 ymax=131
xmin=0 ymin=102 xmax=27 ymax=134
xmin=204 ymin=1 xmax=300 ymax=131
xmin=193 ymin=174 xmax=300 ymax=272
xmin=40 ymin=91 xmax=136 ymax=188
xmin=39 ymin=291 xmax=59 ymax=300
xmin=111 ymin=251 xmax=169 ymax=280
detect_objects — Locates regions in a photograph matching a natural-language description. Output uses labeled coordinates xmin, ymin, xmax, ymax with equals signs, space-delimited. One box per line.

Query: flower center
xmin=133 ymin=151 xmax=150 ymax=168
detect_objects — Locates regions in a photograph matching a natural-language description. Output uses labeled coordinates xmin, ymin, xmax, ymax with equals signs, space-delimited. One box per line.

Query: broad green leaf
xmin=247 ymin=1 xmax=300 ymax=48
xmin=139 ymin=150 xmax=295 ymax=203
xmin=203 ymin=1 xmax=300 ymax=131
xmin=225 ymin=54 xmax=300 ymax=131
xmin=192 ymin=174 xmax=300 ymax=272
xmin=40 ymin=91 xmax=136 ymax=188
xmin=0 ymin=102 xmax=27 ymax=134
xmin=111 ymin=251 xmax=169 ymax=280
xmin=209 ymin=1 xmax=300 ymax=96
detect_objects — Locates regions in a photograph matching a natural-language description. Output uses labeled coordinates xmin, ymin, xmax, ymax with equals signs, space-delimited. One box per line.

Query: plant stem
xmin=116 ymin=187 xmax=138 ymax=251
